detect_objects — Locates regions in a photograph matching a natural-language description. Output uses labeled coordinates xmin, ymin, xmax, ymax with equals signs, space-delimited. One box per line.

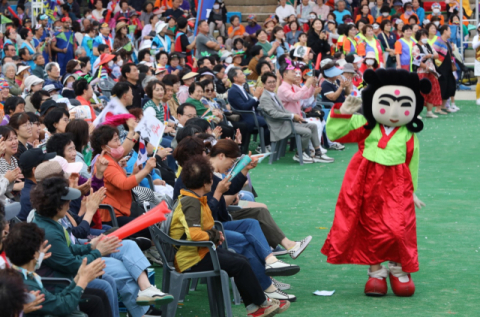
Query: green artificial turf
xmin=154 ymin=101 xmax=480 ymax=316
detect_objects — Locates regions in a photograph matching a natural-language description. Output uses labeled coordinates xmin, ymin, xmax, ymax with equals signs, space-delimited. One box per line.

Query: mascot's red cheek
xmin=380 ymin=108 xmax=386 ymax=114
xmin=404 ymin=110 xmax=410 ymax=116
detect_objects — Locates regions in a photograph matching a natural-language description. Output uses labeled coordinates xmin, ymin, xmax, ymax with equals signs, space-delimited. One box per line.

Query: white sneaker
xmin=265 ymin=260 xmax=300 ymax=277
xmin=313 ymin=153 xmax=334 ymax=163
xmin=426 ymin=111 xmax=438 ymax=118
xmin=271 ymin=277 xmax=291 ymax=290
xmin=289 ymin=235 xmax=313 ymax=259
xmin=450 ymin=104 xmax=460 ymax=111
xmin=477 ymin=98 xmax=480 ymax=105
xmin=293 ymin=152 xmax=314 ymax=164
xmin=329 ymin=142 xmax=345 ymax=150
xmin=136 ymin=285 xmax=174 ymax=306
xmin=319 ymin=146 xmax=327 ymax=154
xmin=265 ymin=289 xmax=297 ymax=302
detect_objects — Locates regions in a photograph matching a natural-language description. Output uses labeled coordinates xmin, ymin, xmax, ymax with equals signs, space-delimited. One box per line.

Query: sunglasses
xmin=205 ymin=89 xmax=213 ymax=93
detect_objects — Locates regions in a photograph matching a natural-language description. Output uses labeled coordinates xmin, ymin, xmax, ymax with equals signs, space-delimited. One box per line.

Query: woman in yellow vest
xmin=342 ymin=24 xmax=359 ymax=54
xmin=357 ymin=24 xmax=384 ymax=67
xmin=395 ymin=24 xmax=415 ymax=70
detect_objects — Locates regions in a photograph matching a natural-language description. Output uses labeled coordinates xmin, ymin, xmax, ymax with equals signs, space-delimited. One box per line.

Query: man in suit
xmin=259 ymin=71 xmax=334 ymax=164
xmin=227 ymin=67 xmax=271 ymax=152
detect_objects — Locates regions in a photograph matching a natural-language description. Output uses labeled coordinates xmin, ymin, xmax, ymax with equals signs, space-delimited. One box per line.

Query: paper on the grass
xmin=251 ymin=152 xmax=274 ymax=163
xmin=313 ymin=290 xmax=335 ymax=296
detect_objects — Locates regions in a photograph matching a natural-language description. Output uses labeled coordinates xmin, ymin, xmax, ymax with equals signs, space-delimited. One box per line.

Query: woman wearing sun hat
xmin=113 ymin=21 xmax=133 ymax=62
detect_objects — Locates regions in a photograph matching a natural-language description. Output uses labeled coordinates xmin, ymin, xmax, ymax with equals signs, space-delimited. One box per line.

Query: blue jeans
xmin=88 ymin=273 xmax=120 ymax=317
xmin=103 ymin=240 xmax=150 ymax=317
xmin=161 ymin=135 xmax=177 ymax=172
xmin=223 ymin=219 xmax=272 ymax=290
xmin=239 ymin=190 xmax=255 ymax=202
xmin=90 ymin=224 xmax=112 ymax=236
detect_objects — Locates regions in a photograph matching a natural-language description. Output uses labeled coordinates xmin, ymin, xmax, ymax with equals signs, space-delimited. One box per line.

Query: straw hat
xmin=115 ymin=21 xmax=127 ymax=32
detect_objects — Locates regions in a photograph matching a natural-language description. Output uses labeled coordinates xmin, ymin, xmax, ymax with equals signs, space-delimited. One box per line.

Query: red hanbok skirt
xmin=418 ymin=72 xmax=442 ymax=107
xmin=321 ymin=152 xmax=419 ymax=273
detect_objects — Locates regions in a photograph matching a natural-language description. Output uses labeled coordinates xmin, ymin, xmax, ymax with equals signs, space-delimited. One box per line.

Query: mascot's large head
xmin=362 ymin=69 xmax=431 ymax=133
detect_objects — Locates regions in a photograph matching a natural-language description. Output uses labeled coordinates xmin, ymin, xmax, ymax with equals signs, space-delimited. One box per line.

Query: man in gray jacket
xmin=258 ymin=71 xmax=334 ymax=164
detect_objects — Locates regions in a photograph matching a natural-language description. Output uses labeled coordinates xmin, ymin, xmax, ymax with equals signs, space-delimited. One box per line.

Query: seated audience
xmin=171 ymin=154 xmax=289 ymax=315
xmin=31 ymin=176 xmax=172 ymax=317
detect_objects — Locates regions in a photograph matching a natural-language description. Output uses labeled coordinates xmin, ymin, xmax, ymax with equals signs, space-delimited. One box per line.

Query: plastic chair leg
xmin=295 ymin=134 xmax=303 ymax=165
xmin=231 ymin=277 xmax=242 ymax=306
xmin=206 ymin=277 xmax=220 ymax=317
xmin=163 ymin=275 xmax=184 ymax=317
xmin=279 ymin=138 xmax=287 ymax=158
xmin=220 ymin=271 xmax=233 ymax=316
xmin=178 ymin=279 xmax=190 ymax=302
xmin=269 ymin=142 xmax=277 ymax=164
xmin=259 ymin=127 xmax=266 ymax=153
xmin=189 ymin=278 xmax=199 ymax=291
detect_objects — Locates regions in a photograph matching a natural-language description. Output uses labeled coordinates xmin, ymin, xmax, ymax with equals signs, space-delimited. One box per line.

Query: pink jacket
xmin=276 ymin=81 xmax=315 ymax=116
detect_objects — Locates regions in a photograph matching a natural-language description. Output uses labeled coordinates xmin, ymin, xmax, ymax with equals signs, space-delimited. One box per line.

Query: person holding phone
xmin=273 ymin=68 xmax=334 ymax=163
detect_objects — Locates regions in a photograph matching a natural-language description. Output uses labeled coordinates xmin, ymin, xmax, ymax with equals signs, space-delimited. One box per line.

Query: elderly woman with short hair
xmin=3 ymin=63 xmax=23 ymax=96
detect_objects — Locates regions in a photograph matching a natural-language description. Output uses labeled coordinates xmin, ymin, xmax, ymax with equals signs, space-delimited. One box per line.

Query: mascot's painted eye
xmin=379 ymin=100 xmax=390 ymax=106
xmin=400 ymin=102 xmax=411 ymax=107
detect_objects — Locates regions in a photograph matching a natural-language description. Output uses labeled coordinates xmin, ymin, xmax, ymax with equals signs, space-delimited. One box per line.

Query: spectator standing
xmin=412 ymin=0 xmax=425 ymax=25
xmin=433 ymin=25 xmax=456 ymax=112
xmin=413 ymin=29 xmax=441 ymax=118
xmin=395 ymin=25 xmax=415 ymax=71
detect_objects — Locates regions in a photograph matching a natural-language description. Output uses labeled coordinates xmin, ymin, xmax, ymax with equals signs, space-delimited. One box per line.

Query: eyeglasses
xmin=265 ymin=80 xmax=276 ymax=85
xmin=21 ymin=122 xmax=32 ymax=128
xmin=184 ymin=114 xmax=196 ymax=119
xmin=205 ymin=89 xmax=213 ymax=93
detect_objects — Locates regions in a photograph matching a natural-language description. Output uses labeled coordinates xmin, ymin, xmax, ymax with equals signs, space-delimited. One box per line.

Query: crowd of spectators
xmin=0 ymin=0 xmax=473 ymax=315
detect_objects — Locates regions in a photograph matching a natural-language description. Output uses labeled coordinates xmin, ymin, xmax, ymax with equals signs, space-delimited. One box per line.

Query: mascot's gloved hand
xmin=413 ymin=193 xmax=426 ymax=209
xmin=340 ymin=96 xmax=362 ymax=115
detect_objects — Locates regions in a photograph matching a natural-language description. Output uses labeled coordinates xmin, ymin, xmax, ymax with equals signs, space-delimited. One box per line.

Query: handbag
xmin=382 ymin=33 xmax=396 ymax=63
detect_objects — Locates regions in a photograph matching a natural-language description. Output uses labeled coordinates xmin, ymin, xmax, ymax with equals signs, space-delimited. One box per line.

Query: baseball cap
xmin=35 ymin=161 xmax=66 ymax=182
xmin=19 ymin=149 xmax=56 ymax=173
xmin=40 ymin=99 xmax=57 ymax=115
xmin=61 ymin=187 xmax=82 ymax=200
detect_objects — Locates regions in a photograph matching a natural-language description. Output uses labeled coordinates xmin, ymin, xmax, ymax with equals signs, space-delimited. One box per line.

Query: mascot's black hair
xmin=362 ymin=69 xmax=431 ymax=133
